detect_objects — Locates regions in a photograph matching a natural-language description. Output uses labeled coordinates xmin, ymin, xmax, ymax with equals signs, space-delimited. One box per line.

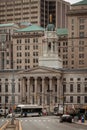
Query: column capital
xmin=41 ymin=76 xmax=45 ymax=80
xmin=56 ymin=76 xmax=62 ymax=80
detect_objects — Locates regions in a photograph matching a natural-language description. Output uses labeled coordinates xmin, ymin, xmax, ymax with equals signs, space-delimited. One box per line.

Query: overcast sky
xmin=65 ymin=0 xmax=81 ymax=4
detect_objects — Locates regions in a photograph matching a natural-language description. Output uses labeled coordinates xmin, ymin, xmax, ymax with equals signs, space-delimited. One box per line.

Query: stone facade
xmin=0 ymin=68 xmax=87 ymax=112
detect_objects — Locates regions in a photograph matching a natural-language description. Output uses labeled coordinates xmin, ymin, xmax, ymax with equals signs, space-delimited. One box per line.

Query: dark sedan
xmin=60 ymin=114 xmax=72 ymax=123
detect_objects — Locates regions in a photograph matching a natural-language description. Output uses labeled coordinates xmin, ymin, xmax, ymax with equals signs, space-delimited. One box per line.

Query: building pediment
xmin=18 ymin=66 xmax=61 ymax=77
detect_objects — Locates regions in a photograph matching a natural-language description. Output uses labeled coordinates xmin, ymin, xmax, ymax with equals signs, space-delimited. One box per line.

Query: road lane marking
xmin=19 ymin=121 xmax=22 ymax=130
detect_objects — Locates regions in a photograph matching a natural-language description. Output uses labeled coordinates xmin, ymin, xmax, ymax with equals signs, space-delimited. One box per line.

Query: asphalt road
xmin=18 ymin=116 xmax=87 ymax=130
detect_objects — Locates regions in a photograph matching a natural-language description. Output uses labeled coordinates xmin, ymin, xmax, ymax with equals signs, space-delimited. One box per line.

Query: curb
xmin=73 ymin=121 xmax=87 ymax=126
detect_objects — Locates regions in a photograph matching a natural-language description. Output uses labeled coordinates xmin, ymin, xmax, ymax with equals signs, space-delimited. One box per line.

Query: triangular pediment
xmin=18 ymin=66 xmax=61 ymax=75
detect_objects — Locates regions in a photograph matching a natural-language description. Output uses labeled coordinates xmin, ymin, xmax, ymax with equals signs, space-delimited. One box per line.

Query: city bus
xmin=14 ymin=104 xmax=43 ymax=117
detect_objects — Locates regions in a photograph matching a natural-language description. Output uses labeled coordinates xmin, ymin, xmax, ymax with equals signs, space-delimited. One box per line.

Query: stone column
xmin=34 ymin=77 xmax=37 ymax=104
xmin=49 ymin=77 xmax=53 ymax=112
xmin=42 ymin=77 xmax=45 ymax=107
xmin=57 ymin=77 xmax=60 ymax=104
xmin=27 ymin=77 xmax=30 ymax=104
xmin=20 ymin=78 xmax=23 ymax=103
xmin=22 ymin=77 xmax=26 ymax=103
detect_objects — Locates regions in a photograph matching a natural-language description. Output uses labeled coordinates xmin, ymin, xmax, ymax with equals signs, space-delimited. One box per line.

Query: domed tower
xmin=39 ymin=14 xmax=62 ymax=69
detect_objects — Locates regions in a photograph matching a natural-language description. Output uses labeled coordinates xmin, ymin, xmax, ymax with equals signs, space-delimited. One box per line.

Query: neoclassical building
xmin=0 ymin=21 xmax=87 ymax=113
xmin=0 ymin=65 xmax=87 ymax=112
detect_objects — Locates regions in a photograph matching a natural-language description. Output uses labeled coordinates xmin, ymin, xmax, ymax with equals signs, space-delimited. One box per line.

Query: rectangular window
xmin=79 ymin=32 xmax=84 ymax=38
xmin=79 ymin=60 xmax=84 ymax=65
xmin=84 ymin=84 xmax=87 ymax=92
xmin=63 ymin=84 xmax=66 ymax=92
xmin=70 ymin=84 xmax=73 ymax=92
xmin=71 ymin=60 xmax=74 ymax=65
xmin=79 ymin=41 xmax=84 ymax=45
xmin=79 ymin=18 xmax=85 ymax=24
xmin=63 ymin=78 xmax=66 ymax=81
xmin=79 ymin=54 xmax=84 ymax=58
xmin=79 ymin=25 xmax=84 ymax=30
xmin=77 ymin=96 xmax=80 ymax=103
xmin=84 ymin=96 xmax=87 ymax=103
xmin=79 ymin=46 xmax=84 ymax=52
xmin=5 ymin=96 xmax=8 ymax=103
xmin=77 ymin=84 xmax=81 ymax=92
xmin=70 ymin=78 xmax=73 ymax=81
xmin=5 ymin=84 xmax=8 ymax=92
xmin=72 ymin=26 xmax=74 ymax=30
xmin=70 ymin=96 xmax=73 ymax=103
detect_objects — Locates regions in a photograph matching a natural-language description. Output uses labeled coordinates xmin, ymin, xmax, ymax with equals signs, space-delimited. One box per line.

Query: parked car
xmin=6 ymin=113 xmax=21 ymax=118
xmin=0 ymin=109 xmax=8 ymax=116
xmin=60 ymin=114 xmax=72 ymax=123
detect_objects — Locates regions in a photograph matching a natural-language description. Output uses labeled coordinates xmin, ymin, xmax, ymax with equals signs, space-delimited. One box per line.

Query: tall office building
xmin=0 ymin=0 xmax=70 ymax=28
xmin=67 ymin=0 xmax=87 ymax=69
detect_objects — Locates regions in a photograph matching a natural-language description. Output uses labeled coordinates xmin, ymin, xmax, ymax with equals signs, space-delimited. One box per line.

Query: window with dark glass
xmin=70 ymin=78 xmax=73 ymax=81
xmin=84 ymin=96 xmax=87 ymax=103
xmin=5 ymin=96 xmax=8 ymax=103
xmin=77 ymin=84 xmax=81 ymax=92
xmin=70 ymin=84 xmax=73 ymax=92
xmin=70 ymin=96 xmax=73 ymax=103
xmin=77 ymin=96 xmax=80 ymax=103
xmin=84 ymin=84 xmax=87 ymax=92
xmin=63 ymin=84 xmax=66 ymax=92
xmin=5 ymin=84 xmax=8 ymax=92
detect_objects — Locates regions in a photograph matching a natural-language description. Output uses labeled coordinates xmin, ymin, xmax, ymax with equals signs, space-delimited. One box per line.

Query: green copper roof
xmin=0 ymin=23 xmax=18 ymax=28
xmin=56 ymin=28 xmax=68 ymax=36
xmin=72 ymin=0 xmax=87 ymax=6
xmin=17 ymin=25 xmax=44 ymax=32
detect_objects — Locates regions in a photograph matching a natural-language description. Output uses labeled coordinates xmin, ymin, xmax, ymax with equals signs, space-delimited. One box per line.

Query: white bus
xmin=14 ymin=104 xmax=43 ymax=117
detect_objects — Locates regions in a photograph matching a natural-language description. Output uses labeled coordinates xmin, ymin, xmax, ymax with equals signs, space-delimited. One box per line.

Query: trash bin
xmin=81 ymin=116 xmax=84 ymax=123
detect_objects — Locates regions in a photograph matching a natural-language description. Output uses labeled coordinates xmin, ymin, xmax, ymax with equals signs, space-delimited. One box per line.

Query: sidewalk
xmin=74 ymin=120 xmax=87 ymax=126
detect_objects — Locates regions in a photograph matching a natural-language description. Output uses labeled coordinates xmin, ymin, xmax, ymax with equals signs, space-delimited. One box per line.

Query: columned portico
xmin=20 ymin=72 xmax=61 ymax=112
